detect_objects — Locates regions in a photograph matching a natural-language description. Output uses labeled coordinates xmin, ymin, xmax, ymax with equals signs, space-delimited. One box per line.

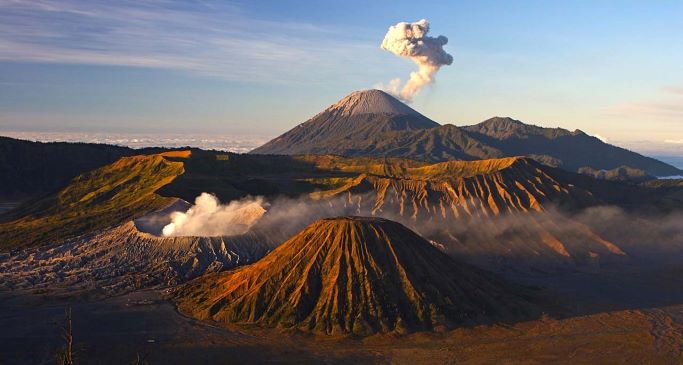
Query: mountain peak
xmin=326 ymin=89 xmax=422 ymax=117
xmin=250 ymin=89 xmax=439 ymax=155
xmin=465 ymin=117 xmax=575 ymax=140
xmin=175 ymin=216 xmax=539 ymax=335
xmin=478 ymin=116 xmax=526 ymax=130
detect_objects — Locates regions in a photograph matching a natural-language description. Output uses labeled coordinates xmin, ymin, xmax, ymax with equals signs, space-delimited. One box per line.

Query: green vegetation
xmin=0 ymin=153 xmax=184 ymax=250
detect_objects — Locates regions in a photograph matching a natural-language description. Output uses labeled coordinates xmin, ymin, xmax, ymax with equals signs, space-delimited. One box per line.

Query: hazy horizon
xmin=2 ymin=127 xmax=681 ymax=170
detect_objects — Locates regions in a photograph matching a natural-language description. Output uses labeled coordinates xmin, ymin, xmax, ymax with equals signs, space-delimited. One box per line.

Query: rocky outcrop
xmin=306 ymin=158 xmax=626 ymax=271
xmin=0 ymin=221 xmax=278 ymax=296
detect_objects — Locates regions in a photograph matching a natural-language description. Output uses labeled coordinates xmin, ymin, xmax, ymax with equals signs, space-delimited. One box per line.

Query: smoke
xmin=257 ymin=194 xmax=683 ymax=271
xmin=380 ymin=19 xmax=453 ymax=102
xmin=162 ymin=193 xmax=266 ymax=237
xmin=155 ymin=190 xmax=683 ymax=271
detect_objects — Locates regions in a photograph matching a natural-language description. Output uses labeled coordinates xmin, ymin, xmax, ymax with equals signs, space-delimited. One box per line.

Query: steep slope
xmin=0 ymin=151 xmax=188 ymax=250
xmin=313 ymin=157 xmax=597 ymax=217
xmin=323 ymin=124 xmax=504 ymax=162
xmin=175 ymin=217 xmax=540 ymax=335
xmin=158 ymin=152 xmax=655 ymax=270
xmin=310 ymin=157 xmax=629 ymax=270
xmin=0 ymin=136 xmax=134 ymax=199
xmin=463 ymin=117 xmax=681 ymax=176
xmin=4 ymin=149 xmax=669 ymax=272
xmin=250 ymin=89 xmax=439 ymax=155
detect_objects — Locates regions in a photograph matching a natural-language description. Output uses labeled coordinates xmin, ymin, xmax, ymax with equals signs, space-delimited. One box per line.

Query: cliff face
xmin=309 ymin=158 xmax=626 ymax=271
xmin=318 ymin=157 xmax=594 ymax=218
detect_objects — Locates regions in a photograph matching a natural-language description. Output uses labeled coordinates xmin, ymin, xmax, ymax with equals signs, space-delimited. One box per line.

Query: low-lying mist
xmin=153 ymin=191 xmax=683 ymax=268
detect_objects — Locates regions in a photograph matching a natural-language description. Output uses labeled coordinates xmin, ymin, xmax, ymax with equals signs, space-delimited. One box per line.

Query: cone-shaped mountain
xmin=174 ymin=216 xmax=540 ymax=335
xmin=250 ymin=90 xmax=439 ymax=155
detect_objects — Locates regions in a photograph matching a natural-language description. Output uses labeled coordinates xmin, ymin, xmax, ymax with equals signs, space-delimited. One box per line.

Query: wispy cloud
xmin=0 ymin=0 xmax=376 ymax=82
xmin=660 ymin=86 xmax=683 ymax=96
xmin=603 ymin=86 xmax=683 ymax=120
xmin=0 ymin=129 xmax=269 ymax=152
xmin=664 ymin=139 xmax=683 ymax=144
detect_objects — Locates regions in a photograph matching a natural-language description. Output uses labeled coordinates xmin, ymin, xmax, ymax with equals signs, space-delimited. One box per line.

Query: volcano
xmin=174 ymin=216 xmax=539 ymax=335
xmin=250 ymin=89 xmax=439 ymax=155
xmin=250 ymin=91 xmax=681 ymax=176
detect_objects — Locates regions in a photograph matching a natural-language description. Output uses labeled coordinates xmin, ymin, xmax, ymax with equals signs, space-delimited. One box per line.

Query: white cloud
xmin=0 ymin=130 xmax=270 ymax=152
xmin=0 ymin=1 xmax=376 ymax=82
xmin=604 ymin=86 xmax=683 ymax=120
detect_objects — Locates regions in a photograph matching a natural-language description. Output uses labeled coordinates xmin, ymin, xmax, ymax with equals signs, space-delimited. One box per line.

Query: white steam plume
xmin=162 ymin=193 xmax=266 ymax=237
xmin=380 ymin=19 xmax=453 ymax=102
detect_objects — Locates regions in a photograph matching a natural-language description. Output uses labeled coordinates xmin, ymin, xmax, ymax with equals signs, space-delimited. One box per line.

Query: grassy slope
xmin=160 ymin=151 xmax=527 ymax=201
xmin=3 ymin=150 xmax=679 ymax=251
xmin=0 ymin=152 xmax=186 ymax=250
xmin=0 ymin=151 xmax=544 ymax=250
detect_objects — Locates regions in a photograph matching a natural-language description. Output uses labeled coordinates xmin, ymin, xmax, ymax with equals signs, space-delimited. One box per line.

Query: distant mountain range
xmin=252 ymin=90 xmax=681 ymax=177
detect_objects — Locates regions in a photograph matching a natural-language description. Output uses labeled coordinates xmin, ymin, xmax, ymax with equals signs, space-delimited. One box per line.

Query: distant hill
xmin=0 ymin=136 xmax=134 ymax=199
xmin=251 ymin=92 xmax=681 ymax=177
xmin=577 ymin=165 xmax=654 ymax=182
xmin=462 ymin=117 xmax=680 ymax=176
xmin=175 ymin=216 xmax=540 ymax=335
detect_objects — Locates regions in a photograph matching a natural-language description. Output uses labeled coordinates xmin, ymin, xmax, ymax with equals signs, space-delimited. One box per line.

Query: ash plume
xmin=380 ymin=19 xmax=453 ymax=102
xmin=162 ymin=193 xmax=266 ymax=237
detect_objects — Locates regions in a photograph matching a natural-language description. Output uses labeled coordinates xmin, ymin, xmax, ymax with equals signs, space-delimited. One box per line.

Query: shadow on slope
xmin=175 ymin=217 xmax=544 ymax=335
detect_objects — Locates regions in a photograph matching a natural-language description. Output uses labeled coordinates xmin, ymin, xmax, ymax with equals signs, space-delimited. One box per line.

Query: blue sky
xmin=0 ymin=0 xmax=681 ymax=157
